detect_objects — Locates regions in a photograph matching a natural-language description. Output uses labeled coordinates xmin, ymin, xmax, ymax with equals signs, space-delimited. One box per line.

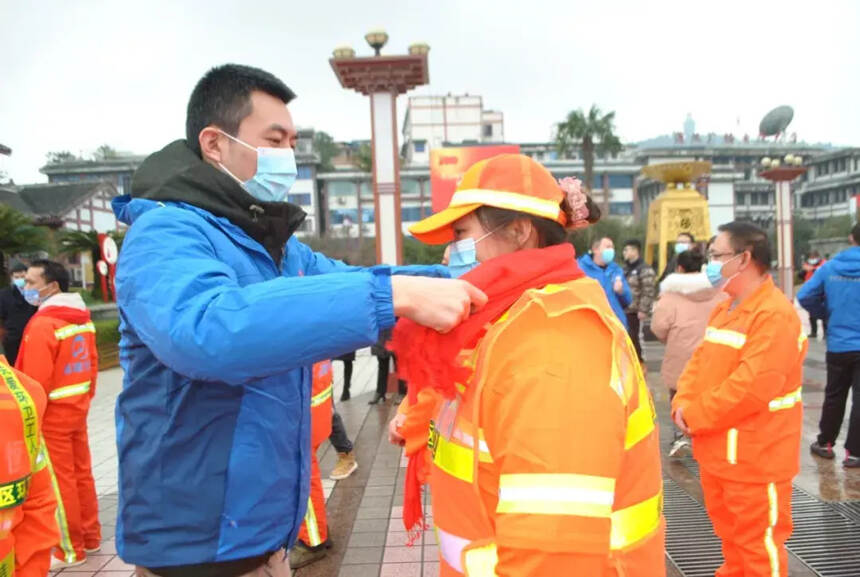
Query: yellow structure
xmin=642 ymin=161 xmax=712 ymax=275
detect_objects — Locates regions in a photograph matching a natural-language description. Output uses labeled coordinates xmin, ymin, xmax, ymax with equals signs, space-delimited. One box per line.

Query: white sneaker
xmin=51 ymin=556 xmax=87 ymax=569
xmin=85 ymin=545 xmax=102 ymax=554
xmin=669 ymin=438 xmax=691 ymax=458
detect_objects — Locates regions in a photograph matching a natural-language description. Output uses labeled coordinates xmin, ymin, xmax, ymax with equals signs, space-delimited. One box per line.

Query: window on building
xmin=327 ymin=181 xmax=356 ymax=198
xmin=593 ymin=174 xmax=604 ymax=189
xmin=329 ymin=208 xmax=359 ymax=225
xmin=401 ymin=205 xmax=423 ymax=222
xmin=288 ymin=193 xmax=312 ymax=206
xmin=609 ymin=202 xmax=634 ymax=216
xmin=735 ymin=192 xmax=746 ymax=205
xmin=361 ymin=207 xmax=375 ymax=224
xmin=482 ymin=125 xmax=493 ymax=138
xmin=401 ymin=179 xmax=420 ymax=197
xmin=414 ymin=141 xmax=426 ymax=153
xmin=297 ymin=166 xmax=313 ymax=180
xmin=359 ymin=181 xmax=373 ymax=199
xmin=608 ymin=174 xmax=634 ymax=188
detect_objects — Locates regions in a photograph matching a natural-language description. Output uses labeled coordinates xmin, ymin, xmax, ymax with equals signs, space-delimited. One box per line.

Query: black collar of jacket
xmin=131 ymin=140 xmax=306 ymax=265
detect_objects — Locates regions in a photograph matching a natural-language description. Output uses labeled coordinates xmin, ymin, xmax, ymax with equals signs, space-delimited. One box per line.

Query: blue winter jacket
xmin=111 ymin=142 xmax=446 ymax=568
xmin=797 ymin=246 xmax=860 ymax=353
xmin=577 ymin=254 xmax=633 ymax=328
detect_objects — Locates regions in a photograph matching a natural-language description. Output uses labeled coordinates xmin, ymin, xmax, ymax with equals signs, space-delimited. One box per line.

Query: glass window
xmin=361 ymin=206 xmax=375 ymax=223
xmin=329 ymin=208 xmax=358 ymax=225
xmin=401 ymin=205 xmax=423 ymax=222
xmin=735 ymin=192 xmax=745 ymax=205
xmin=359 ymin=181 xmax=373 ymax=199
xmin=288 ymin=193 xmax=311 ymax=206
xmin=327 ymin=181 xmax=356 ymax=198
xmin=482 ymin=124 xmax=493 ymax=138
xmin=593 ymin=174 xmax=604 ymax=189
xmin=609 ymin=202 xmax=633 ymax=215
xmin=608 ymin=174 xmax=634 ymax=188
xmin=297 ymin=166 xmax=313 ymax=180
xmin=414 ymin=141 xmax=426 ymax=153
xmin=401 ymin=179 xmax=420 ymax=197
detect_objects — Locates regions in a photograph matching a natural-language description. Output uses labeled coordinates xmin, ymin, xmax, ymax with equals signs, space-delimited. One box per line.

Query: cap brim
xmin=408 ymin=203 xmax=482 ymax=245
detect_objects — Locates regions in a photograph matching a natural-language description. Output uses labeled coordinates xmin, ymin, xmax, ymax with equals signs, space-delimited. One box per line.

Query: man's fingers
xmin=464 ymin=283 xmax=488 ymax=310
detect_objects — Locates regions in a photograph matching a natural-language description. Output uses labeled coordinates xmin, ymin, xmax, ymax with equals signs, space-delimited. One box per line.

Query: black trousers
xmin=626 ymin=313 xmax=644 ymax=362
xmin=375 ymin=355 xmax=406 ymax=397
xmin=818 ymin=351 xmax=860 ymax=455
xmin=809 ymin=316 xmax=828 ymax=337
xmin=341 ymin=358 xmax=353 ymax=392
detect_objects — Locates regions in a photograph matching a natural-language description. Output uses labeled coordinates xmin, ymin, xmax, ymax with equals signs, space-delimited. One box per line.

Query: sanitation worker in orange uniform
xmin=1 ymin=355 xmax=58 ymax=577
xmin=391 ymin=155 xmax=665 ymax=577
xmin=672 ymin=221 xmax=807 ymax=577
xmin=14 ymin=260 xmax=100 ymax=568
xmin=290 ymin=360 xmax=334 ymax=569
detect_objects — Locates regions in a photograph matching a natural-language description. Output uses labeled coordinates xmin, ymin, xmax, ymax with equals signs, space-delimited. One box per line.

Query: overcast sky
xmin=1 ymin=0 xmax=858 ymax=183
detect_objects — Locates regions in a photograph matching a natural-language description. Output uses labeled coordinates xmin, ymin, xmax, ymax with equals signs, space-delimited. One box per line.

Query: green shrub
xmin=93 ymin=319 xmax=120 ymax=347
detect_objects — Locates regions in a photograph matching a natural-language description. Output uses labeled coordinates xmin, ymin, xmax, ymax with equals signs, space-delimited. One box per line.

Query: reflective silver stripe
xmin=769 ymin=386 xmax=802 ymax=412
xmin=704 ymin=327 xmax=747 ymax=350
xmin=727 ymin=428 xmax=738 ymax=465
xmin=53 ymin=322 xmax=95 ymax=341
xmin=48 ymin=381 xmax=91 ymax=400
xmin=436 ymin=525 xmax=469 ymax=573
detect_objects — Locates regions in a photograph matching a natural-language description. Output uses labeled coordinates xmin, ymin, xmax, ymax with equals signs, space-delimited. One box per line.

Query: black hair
xmin=624 ymin=239 xmax=642 ymax=251
xmin=186 ymin=64 xmax=296 ymax=156
xmin=10 ymin=261 xmax=27 ymax=274
xmin=852 ymin=223 xmax=860 ymax=245
xmin=718 ymin=221 xmax=771 ymax=272
xmin=475 ymin=194 xmax=600 ymax=248
xmin=29 ymin=259 xmax=70 ymax=292
xmin=678 ymin=232 xmax=695 ymax=243
xmin=677 ymin=250 xmax=704 ymax=273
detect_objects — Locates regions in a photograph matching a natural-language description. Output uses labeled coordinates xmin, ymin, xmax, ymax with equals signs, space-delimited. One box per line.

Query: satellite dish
xmin=759 ymin=106 xmax=794 ymax=137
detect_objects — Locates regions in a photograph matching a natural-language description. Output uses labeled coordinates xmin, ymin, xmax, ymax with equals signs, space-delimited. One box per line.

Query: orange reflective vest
xmin=15 ymin=299 xmax=98 ymax=428
xmin=428 ymin=278 xmax=665 ymax=577
xmin=0 ymin=356 xmax=58 ymax=577
xmin=672 ymin=277 xmax=807 ymax=482
xmin=310 ymin=361 xmax=333 ymax=447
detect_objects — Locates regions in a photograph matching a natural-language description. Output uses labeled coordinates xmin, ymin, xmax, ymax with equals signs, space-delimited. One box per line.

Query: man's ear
xmin=199 ymin=127 xmax=226 ymax=165
xmin=511 ymin=218 xmax=535 ymax=248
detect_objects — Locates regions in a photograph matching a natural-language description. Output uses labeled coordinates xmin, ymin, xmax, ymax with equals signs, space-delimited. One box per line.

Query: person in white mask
xmin=111 ymin=64 xmax=486 ymax=577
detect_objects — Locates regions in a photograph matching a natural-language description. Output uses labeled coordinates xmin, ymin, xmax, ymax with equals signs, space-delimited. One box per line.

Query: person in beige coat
xmin=652 ymin=250 xmax=727 ymax=454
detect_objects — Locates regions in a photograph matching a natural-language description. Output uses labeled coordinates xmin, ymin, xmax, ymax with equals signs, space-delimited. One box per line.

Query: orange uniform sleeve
xmin=14 ymin=446 xmax=58 ymax=577
xmin=682 ymin=310 xmax=801 ymax=434
xmin=14 ymin=319 xmax=58 ymax=394
xmin=481 ymin=308 xmax=625 ymax=577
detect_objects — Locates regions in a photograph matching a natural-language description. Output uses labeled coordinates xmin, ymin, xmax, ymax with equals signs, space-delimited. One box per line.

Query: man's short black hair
xmin=186 ymin=64 xmax=296 ymax=156
xmin=718 ymin=221 xmax=771 ymax=272
xmin=851 ymin=222 xmax=860 ymax=245
xmin=624 ymin=239 xmax=642 ymax=251
xmin=29 ymin=259 xmax=70 ymax=292
xmin=677 ymin=250 xmax=704 ymax=273
xmin=10 ymin=261 xmax=27 ymax=274
xmin=678 ymin=232 xmax=695 ymax=243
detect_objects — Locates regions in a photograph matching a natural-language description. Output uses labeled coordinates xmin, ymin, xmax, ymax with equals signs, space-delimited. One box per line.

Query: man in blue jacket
xmin=798 ymin=223 xmax=860 ymax=468
xmin=578 ymin=236 xmax=633 ymax=328
xmin=113 ymin=64 xmax=487 ymax=577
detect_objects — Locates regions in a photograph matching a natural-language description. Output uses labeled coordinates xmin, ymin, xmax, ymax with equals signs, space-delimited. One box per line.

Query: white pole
xmin=370 ymin=92 xmax=402 ymax=265
xmin=775 ymin=180 xmax=794 ymax=297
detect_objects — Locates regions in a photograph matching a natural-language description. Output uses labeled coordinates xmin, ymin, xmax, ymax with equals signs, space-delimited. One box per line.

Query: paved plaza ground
xmin=49 ymin=304 xmax=858 ymax=576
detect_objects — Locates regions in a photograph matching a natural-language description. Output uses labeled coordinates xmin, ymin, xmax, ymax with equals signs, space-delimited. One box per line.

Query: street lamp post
xmin=330 ymin=32 xmax=430 ymax=265
xmin=759 ymin=155 xmax=807 ymax=298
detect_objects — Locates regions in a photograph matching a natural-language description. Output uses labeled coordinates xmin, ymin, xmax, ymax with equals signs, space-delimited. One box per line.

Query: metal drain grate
xmin=787 ymin=488 xmax=860 ymax=577
xmin=663 ymin=477 xmax=724 ymax=577
xmin=829 ymin=501 xmax=860 ymax=526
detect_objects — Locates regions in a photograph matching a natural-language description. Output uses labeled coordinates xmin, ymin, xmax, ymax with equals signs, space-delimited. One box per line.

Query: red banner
xmin=430 ymin=145 xmax=520 ymax=213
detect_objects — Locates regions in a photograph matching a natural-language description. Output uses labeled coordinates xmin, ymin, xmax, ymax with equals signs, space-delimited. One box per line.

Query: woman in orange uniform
xmin=391 ymin=154 xmax=665 ymax=577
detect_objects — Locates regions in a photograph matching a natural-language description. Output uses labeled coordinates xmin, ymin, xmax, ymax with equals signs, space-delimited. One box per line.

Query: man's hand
xmin=673 ymin=406 xmax=691 ymax=436
xmin=388 ymin=413 xmax=406 ymax=446
xmin=392 ymin=276 xmax=488 ymax=333
xmin=613 ymin=276 xmax=624 ymax=294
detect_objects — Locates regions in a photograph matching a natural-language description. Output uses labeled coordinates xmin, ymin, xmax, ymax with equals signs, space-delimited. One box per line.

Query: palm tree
xmin=555 ymin=105 xmax=623 ymax=214
xmin=58 ymin=230 xmax=102 ymax=297
xmin=0 ymin=204 xmax=48 ymax=279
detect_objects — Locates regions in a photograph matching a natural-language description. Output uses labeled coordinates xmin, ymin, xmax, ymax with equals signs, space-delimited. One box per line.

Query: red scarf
xmin=389 ymin=243 xmax=585 ymax=540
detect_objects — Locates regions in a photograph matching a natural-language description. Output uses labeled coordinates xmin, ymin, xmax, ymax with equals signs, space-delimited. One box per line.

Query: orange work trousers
xmin=44 ymin=418 xmax=101 ymax=563
xmin=700 ymin=469 xmax=792 ymax=577
xmin=297 ymin=449 xmax=328 ymax=548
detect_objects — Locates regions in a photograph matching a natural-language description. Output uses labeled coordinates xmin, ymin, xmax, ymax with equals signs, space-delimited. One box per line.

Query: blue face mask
xmin=447 ymin=229 xmax=497 ymax=278
xmin=600 ymin=248 xmax=616 ymax=265
xmin=218 ymin=131 xmax=298 ymax=203
xmin=22 ymin=287 xmax=42 ymax=307
xmin=12 ymin=278 xmax=25 ymax=289
xmin=675 ymin=242 xmax=690 ymax=255
xmin=706 ymin=254 xmax=741 ymax=288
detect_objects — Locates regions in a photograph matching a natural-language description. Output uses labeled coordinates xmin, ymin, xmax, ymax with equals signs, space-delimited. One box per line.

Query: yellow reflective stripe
xmin=0 ymin=475 xmax=30 ymax=510
xmin=625 ymin=377 xmax=656 ymax=450
xmin=704 ymin=327 xmax=747 ymax=350
xmin=53 ymin=321 xmax=95 ymax=341
xmin=727 ymin=428 xmax=738 ymax=465
xmin=452 ymin=188 xmax=564 ymax=222
xmin=0 ymin=363 xmax=40 ymax=472
xmin=462 ymin=542 xmax=498 ymax=577
xmin=434 ymin=434 xmax=475 ymax=483
xmin=310 ymin=385 xmax=332 ymax=408
xmin=42 ymin=440 xmax=77 ymax=563
xmin=496 ymin=473 xmax=615 ymax=518
xmin=0 ymin=550 xmax=13 ymax=577
xmin=452 ymin=428 xmax=493 ymax=463
xmin=764 ymin=483 xmax=780 ymax=577
xmin=610 ymin=492 xmax=663 ymax=550
xmin=303 ymin=496 xmax=322 ymax=547
xmin=48 ymin=381 xmax=91 ymax=400
xmin=798 ymin=332 xmax=808 ymax=351
xmin=769 ymin=386 xmax=802 ymax=412
xmin=34 ymin=442 xmax=48 ymax=472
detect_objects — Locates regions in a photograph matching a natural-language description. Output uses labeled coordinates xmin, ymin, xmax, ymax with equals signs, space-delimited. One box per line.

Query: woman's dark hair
xmin=474 ymin=193 xmax=601 ymax=248
xmin=676 ymin=250 xmax=704 ymax=273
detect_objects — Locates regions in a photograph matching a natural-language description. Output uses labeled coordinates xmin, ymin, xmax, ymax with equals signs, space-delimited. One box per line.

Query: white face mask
xmin=217 ymin=130 xmax=298 ymax=203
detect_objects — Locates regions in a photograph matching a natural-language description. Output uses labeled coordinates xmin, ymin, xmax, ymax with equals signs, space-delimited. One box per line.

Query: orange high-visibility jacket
xmin=429 ymin=278 xmax=665 ymax=577
xmin=15 ymin=296 xmax=98 ymax=427
xmin=310 ymin=361 xmax=333 ymax=447
xmin=0 ymin=356 xmax=58 ymax=577
xmin=672 ymin=277 xmax=807 ymax=482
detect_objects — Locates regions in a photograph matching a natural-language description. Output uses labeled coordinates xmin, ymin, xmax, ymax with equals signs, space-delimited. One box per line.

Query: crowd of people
xmin=2 ymin=61 xmax=858 ymax=577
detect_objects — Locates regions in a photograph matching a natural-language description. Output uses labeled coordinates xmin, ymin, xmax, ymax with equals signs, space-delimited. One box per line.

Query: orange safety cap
xmin=409 ymin=154 xmax=568 ymax=245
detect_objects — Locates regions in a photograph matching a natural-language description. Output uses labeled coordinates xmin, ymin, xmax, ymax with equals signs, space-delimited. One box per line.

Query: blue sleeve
xmin=283 ymin=236 xmax=450 ymax=279
xmin=797 ymin=264 xmax=827 ymax=319
xmin=117 ymin=208 xmax=394 ymax=385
